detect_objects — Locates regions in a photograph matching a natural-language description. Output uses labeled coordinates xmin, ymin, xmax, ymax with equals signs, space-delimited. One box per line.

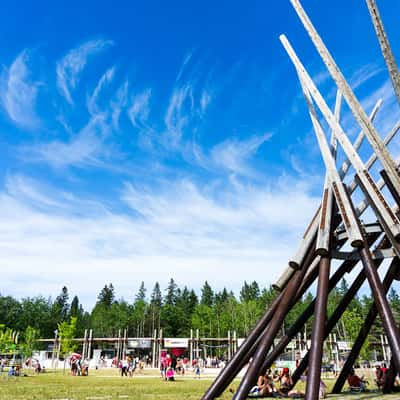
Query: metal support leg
xmin=201 ymin=291 xmax=284 ymax=400
xmin=380 ymin=169 xmax=400 ymax=208
xmin=201 ymin=245 xmax=317 ymax=400
xmin=359 ymin=247 xmax=400 ymax=372
xmin=291 ymin=254 xmax=385 ymax=385
xmin=305 ymin=256 xmax=330 ymax=400
xmin=332 ymin=257 xmax=400 ymax=393
xmin=233 ymin=260 xmax=312 ymax=400
xmin=260 ymin=233 xmax=382 ymax=375
xmin=260 ymin=256 xmax=358 ymax=373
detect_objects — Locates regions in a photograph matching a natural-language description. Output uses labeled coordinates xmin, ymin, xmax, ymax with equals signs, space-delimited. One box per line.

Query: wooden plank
xmin=366 ymin=0 xmax=400 ymax=105
xmin=280 ymin=34 xmax=400 ymax=242
xmin=296 ymin=71 xmax=363 ymax=247
xmin=290 ymin=0 xmax=400 ymax=195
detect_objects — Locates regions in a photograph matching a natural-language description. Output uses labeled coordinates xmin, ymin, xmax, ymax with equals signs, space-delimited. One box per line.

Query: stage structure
xmin=202 ymin=1 xmax=400 ymax=399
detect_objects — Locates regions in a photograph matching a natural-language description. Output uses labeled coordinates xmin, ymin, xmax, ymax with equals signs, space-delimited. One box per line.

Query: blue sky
xmin=0 ymin=0 xmax=399 ymax=308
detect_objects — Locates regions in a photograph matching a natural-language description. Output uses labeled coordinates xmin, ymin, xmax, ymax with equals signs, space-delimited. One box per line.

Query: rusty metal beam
xmin=201 ymin=246 xmax=318 ymax=400
xmin=381 ymin=169 xmax=400 ymax=209
xmin=305 ymin=256 xmax=330 ymax=400
xmin=291 ymin=251 xmax=387 ymax=385
xmin=232 ymin=259 xmax=311 ymax=400
xmin=260 ymin=231 xmax=381 ymax=375
xmin=332 ymin=257 xmax=400 ymax=393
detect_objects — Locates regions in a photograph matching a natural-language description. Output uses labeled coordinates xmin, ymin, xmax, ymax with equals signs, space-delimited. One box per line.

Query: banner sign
xmin=337 ymin=341 xmax=351 ymax=350
xmin=164 ymin=338 xmax=189 ymax=348
xmin=128 ymin=339 xmax=152 ymax=349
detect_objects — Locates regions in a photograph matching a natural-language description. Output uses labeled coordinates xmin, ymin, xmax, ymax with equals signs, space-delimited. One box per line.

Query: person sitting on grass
xmin=278 ymin=367 xmax=305 ymax=398
xmin=166 ymin=366 xmax=175 ymax=381
xmin=347 ymin=368 xmax=368 ymax=392
xmin=8 ymin=366 xmax=15 ymax=378
xmin=249 ymin=370 xmax=278 ymax=397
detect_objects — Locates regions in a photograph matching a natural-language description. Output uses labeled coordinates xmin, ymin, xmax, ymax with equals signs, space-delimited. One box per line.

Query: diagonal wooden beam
xmin=289 ymin=0 xmax=400 ymax=195
xmin=365 ymin=0 xmax=400 ymax=105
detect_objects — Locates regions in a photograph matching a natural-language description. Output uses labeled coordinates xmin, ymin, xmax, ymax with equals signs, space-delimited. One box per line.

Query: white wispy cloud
xmin=56 ymin=39 xmax=113 ymax=104
xmin=111 ymin=81 xmax=129 ymax=129
xmin=87 ymin=66 xmax=116 ymax=115
xmin=176 ymin=51 xmax=193 ymax=82
xmin=0 ymin=173 xmax=319 ymax=306
xmin=200 ymin=89 xmax=212 ymax=114
xmin=211 ymin=133 xmax=272 ymax=175
xmin=1 ymin=50 xmax=40 ymax=128
xmin=127 ymin=89 xmax=152 ymax=129
xmin=22 ymin=114 xmax=111 ymax=168
xmin=164 ymin=84 xmax=194 ymax=147
xmin=350 ymin=63 xmax=383 ymax=91
xmin=192 ymin=133 xmax=272 ymax=178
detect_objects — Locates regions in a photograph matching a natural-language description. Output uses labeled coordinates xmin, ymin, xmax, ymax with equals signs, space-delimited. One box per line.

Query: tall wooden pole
xmin=88 ymin=329 xmax=93 ymax=359
xmin=82 ymin=329 xmax=87 ymax=359
xmin=289 ymin=0 xmax=400 ymax=194
xmin=365 ymin=0 xmax=400 ymax=105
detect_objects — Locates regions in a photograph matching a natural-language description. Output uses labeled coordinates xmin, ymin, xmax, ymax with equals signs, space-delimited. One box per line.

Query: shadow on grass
xmin=327 ymin=390 xmax=397 ymax=399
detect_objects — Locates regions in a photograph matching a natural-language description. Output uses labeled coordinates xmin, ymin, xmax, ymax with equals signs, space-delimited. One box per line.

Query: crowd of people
xmin=6 ymin=349 xmax=400 ymax=397
xmin=118 ymin=356 xmax=137 ymax=377
xmin=248 ymin=368 xmax=307 ymax=398
xmin=70 ymin=355 xmax=89 ymax=376
xmin=158 ymin=354 xmax=206 ymax=381
xmin=0 ymin=358 xmax=24 ymax=379
xmin=345 ymin=362 xmax=400 ymax=392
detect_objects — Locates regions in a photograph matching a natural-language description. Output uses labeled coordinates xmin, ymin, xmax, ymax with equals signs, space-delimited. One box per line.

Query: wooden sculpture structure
xmin=202 ymin=1 xmax=400 ymax=399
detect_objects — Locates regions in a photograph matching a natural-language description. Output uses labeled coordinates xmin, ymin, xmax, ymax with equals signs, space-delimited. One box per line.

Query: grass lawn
xmin=0 ymin=369 xmax=398 ymax=400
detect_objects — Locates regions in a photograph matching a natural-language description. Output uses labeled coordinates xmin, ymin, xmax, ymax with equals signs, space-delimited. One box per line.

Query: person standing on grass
xmin=128 ymin=356 xmax=135 ymax=377
xmin=194 ymin=362 xmax=201 ymax=379
xmin=121 ymin=358 xmax=129 ymax=377
xmin=160 ymin=358 xmax=166 ymax=379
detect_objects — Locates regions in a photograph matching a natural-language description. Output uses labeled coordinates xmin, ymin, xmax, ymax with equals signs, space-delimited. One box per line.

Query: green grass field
xmin=0 ymin=369 xmax=398 ymax=400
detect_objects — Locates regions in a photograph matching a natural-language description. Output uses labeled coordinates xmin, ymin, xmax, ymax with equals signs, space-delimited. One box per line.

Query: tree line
xmin=2 ymin=278 xmax=400 ymax=359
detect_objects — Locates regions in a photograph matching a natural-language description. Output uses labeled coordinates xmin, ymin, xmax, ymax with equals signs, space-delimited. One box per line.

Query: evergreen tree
xmin=240 ymin=281 xmax=260 ymax=302
xmin=249 ymin=281 xmax=260 ymax=300
xmin=165 ymin=279 xmax=178 ymax=306
xmin=175 ymin=287 xmax=193 ymax=335
xmin=135 ymin=282 xmax=147 ymax=302
xmin=70 ymin=296 xmax=80 ymax=318
xmin=201 ymin=281 xmax=214 ymax=307
xmin=150 ymin=282 xmax=162 ymax=307
xmin=69 ymin=296 xmax=88 ymax=337
xmin=133 ymin=283 xmax=148 ymax=337
xmin=215 ymin=288 xmax=229 ymax=305
xmin=53 ymin=286 xmax=70 ymax=322
xmin=97 ymin=284 xmax=115 ymax=306
xmin=148 ymin=282 xmax=162 ymax=333
xmin=240 ymin=281 xmax=251 ymax=302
